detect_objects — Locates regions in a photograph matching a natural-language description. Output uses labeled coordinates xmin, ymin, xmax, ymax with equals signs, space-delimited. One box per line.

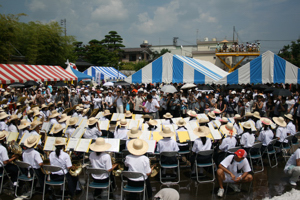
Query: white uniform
xmin=219 ymin=137 xmax=237 ymax=152
xmin=257 ymin=129 xmax=273 ymax=146
xmin=28 ymin=130 xmax=42 ymax=145
xmin=157 ymin=138 xmax=179 ymax=153
xmin=192 ymin=138 xmax=212 ymax=153
xmin=89 ymin=152 xmax=112 ymax=179
xmin=50 ymin=118 xmax=58 ymax=127
xmin=0 ymin=144 xmax=9 ymax=165
xmin=287 ymin=121 xmax=296 ymax=136
xmin=284 ymin=149 xmax=300 ymax=182
xmin=114 ymin=127 xmax=129 ymax=140
xmin=124 ymin=154 xmax=151 ymax=181
xmin=240 ymin=132 xmax=255 ymax=148
xmin=276 ymin=126 xmax=288 ymax=143
xmin=8 ymin=124 xmax=18 ymax=133
xmin=19 ymin=129 xmax=29 ymax=140
xmin=83 ymin=127 xmax=102 ymax=139
xmin=22 ymin=148 xmax=43 ymax=169
xmin=233 ymin=123 xmax=243 ymax=135
xmin=0 ymin=121 xmax=8 ymax=131
xmin=65 ymin=127 xmax=75 ymax=138
xmin=49 ymin=150 xmax=72 ymax=175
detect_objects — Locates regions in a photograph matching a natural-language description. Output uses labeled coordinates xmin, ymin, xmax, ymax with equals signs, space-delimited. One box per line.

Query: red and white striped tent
xmin=0 ymin=64 xmax=77 ymax=84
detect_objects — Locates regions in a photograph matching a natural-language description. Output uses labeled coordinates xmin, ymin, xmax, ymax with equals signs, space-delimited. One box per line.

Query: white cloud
xmin=199 ymin=12 xmax=217 ymax=23
xmin=28 ymin=0 xmax=46 ymax=11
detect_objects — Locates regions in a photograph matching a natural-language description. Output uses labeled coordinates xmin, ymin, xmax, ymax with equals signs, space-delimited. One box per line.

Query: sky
xmin=1 ymin=0 xmax=299 ymax=54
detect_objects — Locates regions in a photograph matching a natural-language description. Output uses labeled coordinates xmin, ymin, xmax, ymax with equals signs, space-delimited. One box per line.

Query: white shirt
xmin=219 ymin=137 xmax=237 ymax=152
xmin=255 ymin=120 xmax=262 ymax=130
xmin=286 ymin=99 xmax=295 ymax=114
xmin=192 ymin=138 xmax=212 ymax=153
xmin=287 ymin=121 xmax=296 ymax=136
xmin=22 ymin=148 xmax=43 ymax=169
xmin=124 ymin=154 xmax=151 ymax=181
xmin=257 ymin=129 xmax=273 ymax=146
xmin=89 ymin=152 xmax=112 ymax=179
xmin=19 ymin=129 xmax=29 ymax=140
xmin=115 ymin=96 xmax=123 ymax=107
xmin=81 ymin=95 xmax=91 ymax=108
xmin=157 ymin=138 xmax=179 ymax=153
xmin=114 ymin=127 xmax=129 ymax=140
xmin=0 ymin=144 xmax=9 ymax=165
xmin=233 ymin=123 xmax=243 ymax=135
xmin=8 ymin=124 xmax=18 ymax=133
xmin=284 ymin=149 xmax=300 ymax=172
xmin=240 ymin=132 xmax=255 ymax=148
xmin=0 ymin=121 xmax=8 ymax=131
xmin=276 ymin=126 xmax=288 ymax=143
xmin=221 ymin=155 xmax=251 ymax=176
xmin=84 ymin=127 xmax=102 ymax=139
xmin=245 ymin=102 xmax=251 ymax=113
xmin=65 ymin=127 xmax=75 ymax=138
xmin=105 ymin=96 xmax=114 ymax=108
xmin=72 ymin=112 xmax=78 ymax=118
xmin=49 ymin=150 xmax=72 ymax=175
xmin=93 ymin=97 xmax=102 ymax=109
xmin=144 ymin=99 xmax=159 ymax=113
xmin=50 ymin=118 xmax=58 ymax=126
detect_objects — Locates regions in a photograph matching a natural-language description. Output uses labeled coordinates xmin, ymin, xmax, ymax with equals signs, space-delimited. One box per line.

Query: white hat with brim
xmin=219 ymin=117 xmax=229 ymax=123
xmin=193 ymin=126 xmax=211 ymax=137
xmin=29 ymin=120 xmax=42 ymax=130
xmin=187 ymin=110 xmax=197 ymax=117
xmin=52 ymin=124 xmax=64 ymax=134
xmin=0 ymin=112 xmax=9 ymax=120
xmin=66 ymin=117 xmax=79 ymax=126
xmin=242 ymin=122 xmax=252 ymax=129
xmin=82 ymin=108 xmax=90 ymax=117
xmin=59 ymin=114 xmax=70 ymax=123
xmin=176 ymin=119 xmax=186 ymax=127
xmin=119 ymin=119 xmax=128 ymax=126
xmin=127 ymin=139 xmax=148 ymax=156
xmin=142 ymin=114 xmax=153 ymax=119
xmin=0 ymin=131 xmax=8 ymax=140
xmin=234 ymin=114 xmax=242 ymax=120
xmin=127 ymin=127 xmax=142 ymax=138
xmin=24 ymin=135 xmax=39 ymax=148
xmin=103 ymin=110 xmax=112 ymax=116
xmin=163 ymin=113 xmax=173 ymax=119
xmin=253 ymin=111 xmax=261 ymax=119
xmin=272 ymin=117 xmax=287 ymax=127
xmin=49 ymin=110 xmax=60 ymax=119
xmin=284 ymin=114 xmax=293 ymax=121
xmin=87 ymin=117 xmax=98 ymax=126
xmin=261 ymin=117 xmax=272 ymax=125
xmin=8 ymin=114 xmax=19 ymax=122
xmin=159 ymin=127 xmax=175 ymax=137
xmin=54 ymin=137 xmax=66 ymax=146
xmin=208 ymin=111 xmax=216 ymax=119
xmin=125 ymin=111 xmax=132 ymax=118
xmin=18 ymin=119 xmax=31 ymax=130
xmin=41 ymin=104 xmax=48 ymax=109
xmin=244 ymin=112 xmax=253 ymax=117
xmin=33 ymin=110 xmax=40 ymax=117
xmin=27 ymin=110 xmax=34 ymax=115
xmin=90 ymin=138 xmax=111 ymax=152
xmin=220 ymin=123 xmax=237 ymax=136
xmin=198 ymin=118 xmax=209 ymax=124
xmin=214 ymin=109 xmax=221 ymax=114
xmin=148 ymin=119 xmax=157 ymax=126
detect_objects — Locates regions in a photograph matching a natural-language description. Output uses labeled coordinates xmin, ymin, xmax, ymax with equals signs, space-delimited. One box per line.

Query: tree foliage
xmin=278 ymin=39 xmax=300 ymax=67
xmin=151 ymin=48 xmax=171 ymax=60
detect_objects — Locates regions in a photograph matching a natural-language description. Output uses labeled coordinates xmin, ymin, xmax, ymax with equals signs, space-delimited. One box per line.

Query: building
xmin=121 ymin=41 xmax=152 ymax=63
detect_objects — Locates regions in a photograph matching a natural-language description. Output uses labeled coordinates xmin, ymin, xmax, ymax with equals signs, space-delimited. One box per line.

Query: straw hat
xmin=127 ymin=139 xmax=148 ymax=156
xmin=176 ymin=119 xmax=187 ymax=127
xmin=148 ymin=119 xmax=158 ymax=126
xmin=272 ymin=117 xmax=287 ymax=127
xmin=77 ymin=108 xmax=84 ymax=112
xmin=244 ymin=112 xmax=253 ymax=117
xmin=87 ymin=117 xmax=98 ymax=126
xmin=187 ymin=110 xmax=197 ymax=117
xmin=90 ymin=138 xmax=111 ymax=152
xmin=16 ymin=103 xmax=21 ymax=107
xmin=78 ymin=104 xmax=84 ymax=108
xmin=66 ymin=117 xmax=79 ymax=126
xmin=59 ymin=114 xmax=70 ymax=123
xmin=127 ymin=127 xmax=142 ymax=138
xmin=219 ymin=117 xmax=229 ymax=123
xmin=159 ymin=127 xmax=175 ymax=137
xmin=48 ymin=102 xmax=54 ymax=107
xmin=253 ymin=111 xmax=261 ymax=119
xmin=75 ymin=106 xmax=81 ymax=111
xmin=214 ymin=109 xmax=221 ymax=114
xmin=24 ymin=135 xmax=39 ymax=148
xmin=103 ymin=110 xmax=112 ymax=116
xmin=261 ymin=117 xmax=272 ymax=125
xmin=193 ymin=126 xmax=211 ymax=137
xmin=8 ymin=114 xmax=19 ymax=122
xmin=41 ymin=104 xmax=48 ymax=109
xmin=29 ymin=120 xmax=42 ymax=130
xmin=207 ymin=111 xmax=216 ymax=119
xmin=119 ymin=119 xmax=128 ymax=126
xmin=125 ymin=110 xmax=132 ymax=118
xmin=3 ymin=91 xmax=9 ymax=96
xmin=234 ymin=114 xmax=242 ymax=120
xmin=18 ymin=119 xmax=31 ymax=130
xmin=142 ymin=114 xmax=153 ymax=119
xmin=33 ymin=110 xmax=41 ymax=117
xmin=32 ymin=106 xmax=39 ymax=111
xmin=242 ymin=122 xmax=252 ymax=129
xmin=198 ymin=118 xmax=209 ymax=124
xmin=57 ymin=101 xmax=63 ymax=105
xmin=220 ymin=123 xmax=237 ymax=136
xmin=49 ymin=110 xmax=60 ymax=119
xmin=27 ymin=110 xmax=34 ymax=115
xmin=82 ymin=108 xmax=90 ymax=116
xmin=52 ymin=124 xmax=64 ymax=134
xmin=0 ymin=112 xmax=9 ymax=120
xmin=54 ymin=137 xmax=66 ymax=146
xmin=0 ymin=131 xmax=8 ymax=140
xmin=284 ymin=114 xmax=293 ymax=121
xmin=163 ymin=112 xmax=173 ymax=119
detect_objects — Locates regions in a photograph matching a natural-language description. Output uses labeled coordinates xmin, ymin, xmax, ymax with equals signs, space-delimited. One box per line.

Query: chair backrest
xmin=121 ymin=171 xmax=145 ymax=181
xmin=285 ymin=135 xmax=294 ymax=142
xmin=120 ymin=139 xmax=127 ymax=145
xmin=269 ymin=139 xmax=278 ymax=146
xmin=227 ymin=146 xmax=242 ymax=154
xmin=42 ymin=165 xmax=64 ymax=174
xmin=14 ymin=161 xmax=32 ymax=169
xmin=295 ymin=132 xmax=300 ymax=137
xmin=160 ymin=151 xmax=179 ymax=157
xmin=86 ymin=168 xmax=109 ymax=176
xmin=197 ymin=149 xmax=214 ymax=156
xmin=252 ymin=142 xmax=262 ymax=149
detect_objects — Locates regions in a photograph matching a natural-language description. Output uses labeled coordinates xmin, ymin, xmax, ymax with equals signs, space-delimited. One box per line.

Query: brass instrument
xmin=17 ymin=106 xmax=27 ymax=114
xmin=18 ymin=97 xmax=27 ymax=104
xmin=110 ymin=152 xmax=124 ymax=177
xmin=40 ymin=153 xmax=51 ymax=175
xmin=0 ymin=99 xmax=8 ymax=105
xmin=8 ymin=140 xmax=23 ymax=155
xmin=149 ymin=157 xmax=160 ymax=178
xmin=68 ymin=151 xmax=83 ymax=177
xmin=89 ymin=108 xmax=99 ymax=118
xmin=62 ymin=108 xmax=72 ymax=114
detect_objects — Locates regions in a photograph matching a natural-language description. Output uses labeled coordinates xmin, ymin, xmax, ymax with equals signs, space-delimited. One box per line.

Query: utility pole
xmin=233 ymin=26 xmax=235 ymax=43
xmin=61 ymin=19 xmax=66 ymax=37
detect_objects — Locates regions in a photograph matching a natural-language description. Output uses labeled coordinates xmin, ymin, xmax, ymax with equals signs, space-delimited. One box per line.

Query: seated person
xmin=284 ymin=147 xmax=300 ymax=186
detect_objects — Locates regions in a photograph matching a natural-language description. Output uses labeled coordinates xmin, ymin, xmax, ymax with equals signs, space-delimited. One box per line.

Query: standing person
xmin=114 ymin=91 xmax=124 ymax=113
xmin=81 ymin=90 xmax=91 ymax=109
xmin=159 ymin=93 xmax=168 ymax=118
xmin=216 ymin=95 xmax=227 ymax=117
xmin=286 ymin=96 xmax=295 ymax=115
xmin=141 ymin=95 xmax=160 ymax=119
xmin=133 ymin=89 xmax=144 ymax=114
xmin=226 ymin=96 xmax=237 ymax=117
xmin=0 ymin=112 xmax=9 ymax=131
xmin=70 ymin=89 xmax=80 ymax=108
xmin=240 ymin=122 xmax=255 ymax=153
xmin=170 ymin=93 xmax=181 ymax=118
xmin=105 ymin=90 xmax=114 ymax=114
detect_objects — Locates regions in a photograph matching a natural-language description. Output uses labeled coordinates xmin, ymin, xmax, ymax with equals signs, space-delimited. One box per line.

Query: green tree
xmin=151 ymin=48 xmax=171 ymax=60
xmin=101 ymin=31 xmax=125 ymax=50
xmin=278 ymin=39 xmax=300 ymax=67
xmin=84 ymin=39 xmax=110 ymax=66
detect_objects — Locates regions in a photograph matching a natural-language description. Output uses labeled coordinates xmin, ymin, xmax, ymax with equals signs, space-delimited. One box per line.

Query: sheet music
xmin=104 ymin=138 xmax=120 ymax=152
xmin=66 ymin=138 xmax=80 ymax=151
xmin=76 ymin=116 xmax=83 ymax=126
xmin=163 ymin=124 xmax=175 ymax=132
xmin=41 ymin=122 xmax=51 ymax=133
xmin=145 ymin=140 xmax=156 ymax=153
xmin=152 ymin=131 xmax=163 ymax=142
xmin=19 ymin=132 xmax=32 ymax=145
xmin=189 ymin=121 xmax=199 ymax=130
xmin=214 ymin=120 xmax=221 ymax=128
xmin=177 ymin=131 xmax=190 ymax=143
xmin=197 ymin=114 xmax=208 ymax=120
xmin=111 ymin=113 xmax=119 ymax=121
xmin=211 ymin=130 xmax=222 ymax=140
xmin=134 ymin=114 xmax=143 ymax=120
xmin=6 ymin=132 xmax=19 ymax=143
xmin=139 ymin=131 xmax=151 ymax=140
xmin=250 ymin=121 xmax=257 ymax=131
xmin=99 ymin=120 xmax=109 ymax=131
xmin=80 ymin=119 xmax=88 ymax=128
xmin=72 ymin=127 xmax=85 ymax=138
xmin=117 ymin=113 xmax=125 ymax=120
xmin=154 ymin=119 xmax=162 ymax=126
xmin=43 ymin=136 xmax=57 ymax=151
xmin=185 ymin=123 xmax=197 ymax=141
xmin=17 ymin=113 xmax=22 ymax=119
xmin=95 ymin=112 xmax=104 ymax=119
xmin=128 ymin=119 xmax=139 ymax=129
xmin=75 ymin=138 xmax=92 ymax=152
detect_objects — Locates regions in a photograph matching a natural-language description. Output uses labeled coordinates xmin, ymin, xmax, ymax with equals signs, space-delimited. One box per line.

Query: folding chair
xmin=264 ymin=139 xmax=278 ymax=168
xmin=14 ymin=161 xmax=38 ymax=199
xmin=120 ymin=171 xmax=147 ymax=200
xmin=248 ymin=142 xmax=264 ymax=173
xmin=0 ymin=162 xmax=13 ymax=194
xmin=226 ymin=146 xmax=242 ymax=156
xmin=291 ymin=132 xmax=300 ymax=152
xmin=195 ymin=149 xmax=215 ymax=183
xmin=85 ymin=168 xmax=111 ymax=200
xmin=159 ymin=151 xmax=180 ymax=184
xmin=280 ymin=135 xmax=293 ymax=161
xmin=42 ymin=165 xmax=66 ymax=200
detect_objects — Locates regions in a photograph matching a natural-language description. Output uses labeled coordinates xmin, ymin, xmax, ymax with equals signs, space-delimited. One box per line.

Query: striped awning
xmin=83 ymin=66 xmax=127 ymax=80
xmin=0 ymin=64 xmax=77 ymax=84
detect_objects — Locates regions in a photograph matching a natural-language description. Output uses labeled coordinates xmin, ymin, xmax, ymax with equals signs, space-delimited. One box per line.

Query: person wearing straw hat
xmin=240 ymin=122 xmax=255 ymax=153
xmin=99 ymin=109 xmax=112 ymax=121
xmin=244 ymin=112 xmax=253 ymax=123
xmin=49 ymin=110 xmax=60 ymax=128
xmin=56 ymin=101 xmax=64 ymax=113
xmin=52 ymin=124 xmax=65 ymax=137
xmin=256 ymin=117 xmax=274 ymax=153
xmin=284 ymin=146 xmax=300 ymax=186
xmin=285 ymin=114 xmax=297 ymax=143
xmin=22 ymin=135 xmax=44 ymax=191
xmin=59 ymin=114 xmax=70 ymax=128
xmin=273 ymin=116 xmax=288 ymax=148
xmin=175 ymin=119 xmax=190 ymax=152
xmin=233 ymin=114 xmax=243 ymax=135
xmin=126 ymin=127 xmax=142 ymax=148
xmin=65 ymin=117 xmax=79 ymax=138
xmin=72 ymin=106 xmax=80 ymax=118
xmin=191 ymin=126 xmax=212 ymax=176
xmin=49 ymin=137 xmax=79 ymax=198
xmin=114 ymin=119 xmax=129 ymax=140
xmin=124 ymin=110 xmax=133 ymax=119
xmin=89 ymin=138 xmax=117 ymax=198
xmin=253 ymin=111 xmax=262 ymax=131
xmin=40 ymin=103 xmax=48 ymax=121
xmin=28 ymin=120 xmax=43 ymax=149
xmin=219 ymin=117 xmax=229 ymax=125
xmin=162 ymin=112 xmax=174 ymax=125
xmin=8 ymin=114 xmax=19 ymax=133
xmin=138 ymin=114 xmax=153 ymax=130
xmin=125 ymin=139 xmax=153 ymax=199
xmin=18 ymin=119 xmax=31 ymax=140
xmin=187 ymin=110 xmax=198 ymax=121
xmin=26 ymin=109 xmax=34 ymax=122
xmin=82 ymin=108 xmax=90 ymax=119
xmin=84 ymin=117 xmax=102 ymax=139
xmin=13 ymin=102 xmax=22 ymax=115
xmin=0 ymin=131 xmax=19 ymax=187
xmin=0 ymin=112 xmax=9 ymax=131
xmin=214 ymin=108 xmax=222 ymax=120
xmin=217 ymin=149 xmax=253 ymax=197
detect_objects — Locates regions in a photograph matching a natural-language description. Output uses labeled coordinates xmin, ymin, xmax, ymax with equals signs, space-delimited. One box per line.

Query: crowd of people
xmin=0 ymin=81 xmax=299 ymax=199
xmin=216 ymin=42 xmax=260 ymax=53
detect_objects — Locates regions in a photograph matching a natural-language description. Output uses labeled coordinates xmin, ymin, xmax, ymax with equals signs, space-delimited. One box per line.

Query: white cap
xmin=152 ymin=89 xmax=157 ymax=92
xmin=108 ymin=90 xmax=112 ymax=93
xmin=100 ymin=88 xmax=104 ymax=91
xmin=231 ymin=91 xmax=236 ymax=94
xmin=84 ymin=90 xmax=88 ymax=93
xmin=241 ymin=89 xmax=245 ymax=93
xmin=144 ymin=90 xmax=148 ymax=93
xmin=38 ymin=88 xmax=42 ymax=91
xmin=247 ymin=90 xmax=251 ymax=94
xmin=71 ymin=89 xmax=76 ymax=93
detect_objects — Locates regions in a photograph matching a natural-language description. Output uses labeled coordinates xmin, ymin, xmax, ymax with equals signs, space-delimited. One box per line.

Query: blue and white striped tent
xmin=83 ymin=66 xmax=127 ymax=82
xmin=125 ymin=53 xmax=228 ymax=84
xmin=217 ymin=51 xmax=300 ymax=85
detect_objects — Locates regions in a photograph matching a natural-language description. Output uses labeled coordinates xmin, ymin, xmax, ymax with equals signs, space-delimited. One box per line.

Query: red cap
xmin=235 ymin=149 xmax=247 ymax=158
